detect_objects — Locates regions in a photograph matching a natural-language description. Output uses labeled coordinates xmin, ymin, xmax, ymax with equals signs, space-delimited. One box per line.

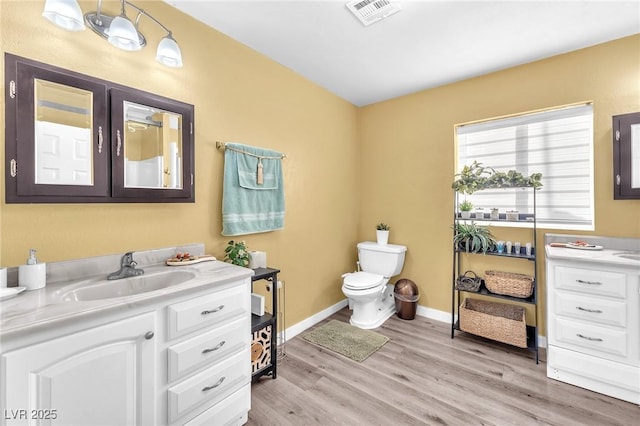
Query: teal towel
xmin=222 ymin=143 xmax=285 ymax=236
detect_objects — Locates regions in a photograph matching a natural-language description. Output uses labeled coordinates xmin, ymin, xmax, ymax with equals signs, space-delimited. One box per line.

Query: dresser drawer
xmin=554 ymin=291 xmax=627 ymax=327
xmin=552 ymin=317 xmax=627 ymax=358
xmin=167 ymin=284 xmax=248 ymax=340
xmin=168 ymin=317 xmax=248 ymax=382
xmin=555 ymin=266 xmax=626 ymax=299
xmin=167 ymin=350 xmax=250 ymax=423
xmin=182 ymin=385 xmax=250 ymax=426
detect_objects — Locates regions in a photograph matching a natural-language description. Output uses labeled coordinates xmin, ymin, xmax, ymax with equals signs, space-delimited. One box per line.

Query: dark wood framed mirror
xmin=110 ymin=88 xmax=194 ymax=200
xmin=4 ymin=53 xmax=194 ymax=203
xmin=5 ymin=54 xmax=109 ymax=202
xmin=613 ymin=112 xmax=640 ymax=200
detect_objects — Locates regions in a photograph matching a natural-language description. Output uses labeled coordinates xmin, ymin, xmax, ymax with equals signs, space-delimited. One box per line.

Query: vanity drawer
xmin=167 ymin=350 xmax=250 ymax=423
xmin=555 ymin=266 xmax=626 ymax=299
xmin=167 ymin=284 xmax=248 ymax=340
xmin=552 ymin=317 xmax=627 ymax=359
xmin=553 ymin=291 xmax=627 ymax=328
xmin=182 ymin=385 xmax=250 ymax=426
xmin=168 ymin=317 xmax=248 ymax=382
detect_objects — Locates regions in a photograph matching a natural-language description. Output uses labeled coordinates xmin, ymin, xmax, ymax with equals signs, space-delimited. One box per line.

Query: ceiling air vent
xmin=346 ymin=0 xmax=401 ymax=26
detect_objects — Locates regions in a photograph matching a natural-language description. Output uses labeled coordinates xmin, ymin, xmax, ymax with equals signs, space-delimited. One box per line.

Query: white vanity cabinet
xmin=546 ymin=257 xmax=640 ymax=404
xmin=164 ymin=282 xmax=251 ymax=426
xmin=2 ymin=312 xmax=157 ymax=426
xmin=0 ymin=263 xmax=253 ymax=426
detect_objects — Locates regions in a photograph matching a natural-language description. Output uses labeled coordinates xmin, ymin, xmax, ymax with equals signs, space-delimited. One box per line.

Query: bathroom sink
xmin=613 ymin=252 xmax=640 ymax=261
xmin=58 ymin=270 xmax=196 ymax=301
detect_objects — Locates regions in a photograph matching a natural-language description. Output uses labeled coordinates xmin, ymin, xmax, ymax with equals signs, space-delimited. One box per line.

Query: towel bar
xmin=216 ymin=141 xmax=286 ymax=159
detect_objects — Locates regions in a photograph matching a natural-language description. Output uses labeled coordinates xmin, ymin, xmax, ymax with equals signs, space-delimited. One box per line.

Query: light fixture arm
xmin=123 ymin=0 xmax=172 ymax=37
xmin=95 ymin=0 xmax=103 ymax=26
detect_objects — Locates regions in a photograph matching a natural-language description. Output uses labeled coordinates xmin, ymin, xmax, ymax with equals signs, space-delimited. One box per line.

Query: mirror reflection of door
xmin=34 ymin=79 xmax=93 ymax=186
xmin=123 ymin=101 xmax=182 ymax=189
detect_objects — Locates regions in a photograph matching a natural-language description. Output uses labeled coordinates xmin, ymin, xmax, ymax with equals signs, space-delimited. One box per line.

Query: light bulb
xmin=107 ymin=14 xmax=142 ymax=51
xmin=42 ymin=0 xmax=85 ymax=31
xmin=156 ymin=35 xmax=183 ymax=68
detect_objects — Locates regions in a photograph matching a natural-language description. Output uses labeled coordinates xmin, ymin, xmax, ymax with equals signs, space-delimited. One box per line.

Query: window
xmin=455 ymin=103 xmax=594 ymax=230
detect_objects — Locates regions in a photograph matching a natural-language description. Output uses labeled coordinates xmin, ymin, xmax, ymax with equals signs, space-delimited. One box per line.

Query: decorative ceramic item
xmin=506 ymin=210 xmax=519 ymax=221
xmin=459 ymin=200 xmax=473 ymax=219
xmin=376 ymin=223 xmax=390 ymax=245
xmin=490 ymin=208 xmax=499 ymax=220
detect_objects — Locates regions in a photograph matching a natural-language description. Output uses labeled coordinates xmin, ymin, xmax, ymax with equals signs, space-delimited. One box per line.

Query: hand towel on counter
xmin=222 ymin=143 xmax=285 ymax=236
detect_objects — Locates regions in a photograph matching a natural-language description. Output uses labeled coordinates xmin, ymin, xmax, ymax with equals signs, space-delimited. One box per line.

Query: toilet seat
xmin=343 ymin=271 xmax=384 ymax=291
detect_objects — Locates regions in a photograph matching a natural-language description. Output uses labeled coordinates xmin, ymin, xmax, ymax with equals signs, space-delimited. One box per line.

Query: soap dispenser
xmin=19 ymin=249 xmax=46 ymax=291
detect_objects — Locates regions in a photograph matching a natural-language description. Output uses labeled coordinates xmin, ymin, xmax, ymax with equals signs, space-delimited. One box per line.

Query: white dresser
xmin=545 ymin=235 xmax=640 ymax=405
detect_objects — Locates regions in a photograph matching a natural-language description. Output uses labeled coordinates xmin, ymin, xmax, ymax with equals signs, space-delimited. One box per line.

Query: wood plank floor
xmin=248 ymin=308 xmax=638 ymax=426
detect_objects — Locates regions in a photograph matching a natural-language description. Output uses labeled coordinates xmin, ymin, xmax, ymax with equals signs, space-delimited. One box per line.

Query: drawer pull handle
xmin=202 ymin=341 xmax=226 ymax=354
xmin=144 ymin=331 xmax=155 ymax=340
xmin=576 ymin=279 xmax=602 ymax=285
xmin=201 ymin=305 xmax=224 ymax=315
xmin=576 ymin=306 xmax=602 ymax=314
xmin=577 ymin=333 xmax=603 ymax=342
xmin=202 ymin=377 xmax=225 ymax=392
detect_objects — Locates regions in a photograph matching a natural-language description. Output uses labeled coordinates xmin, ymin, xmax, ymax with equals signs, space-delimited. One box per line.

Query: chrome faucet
xmin=107 ymin=251 xmax=145 ymax=280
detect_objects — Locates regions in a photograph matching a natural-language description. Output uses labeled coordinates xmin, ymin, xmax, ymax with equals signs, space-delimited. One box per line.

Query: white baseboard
xmin=281 ymin=299 xmax=348 ymax=342
xmin=277 ymin=298 xmax=547 ymax=348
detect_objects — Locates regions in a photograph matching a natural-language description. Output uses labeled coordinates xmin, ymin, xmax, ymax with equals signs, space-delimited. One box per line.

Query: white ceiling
xmin=165 ymin=0 xmax=640 ymax=106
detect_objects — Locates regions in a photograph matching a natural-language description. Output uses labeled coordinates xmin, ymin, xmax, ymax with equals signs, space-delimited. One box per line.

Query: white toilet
xmin=342 ymin=241 xmax=407 ymax=329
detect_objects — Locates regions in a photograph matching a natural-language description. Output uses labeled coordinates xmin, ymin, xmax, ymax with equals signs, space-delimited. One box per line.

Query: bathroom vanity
xmin=545 ymin=235 xmax=640 ymax=405
xmin=0 ymin=245 xmax=252 ymax=425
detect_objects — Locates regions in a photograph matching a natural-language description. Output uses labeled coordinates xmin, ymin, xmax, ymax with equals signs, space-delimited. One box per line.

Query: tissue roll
xmin=248 ymin=251 xmax=267 ymax=269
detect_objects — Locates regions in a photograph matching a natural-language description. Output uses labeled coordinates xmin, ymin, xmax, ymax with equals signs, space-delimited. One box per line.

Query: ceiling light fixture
xmin=42 ymin=0 xmax=183 ymax=68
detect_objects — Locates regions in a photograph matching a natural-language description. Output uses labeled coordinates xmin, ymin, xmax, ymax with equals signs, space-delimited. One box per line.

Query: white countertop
xmin=0 ymin=260 xmax=253 ymax=337
xmin=545 ymin=245 xmax=640 ymax=269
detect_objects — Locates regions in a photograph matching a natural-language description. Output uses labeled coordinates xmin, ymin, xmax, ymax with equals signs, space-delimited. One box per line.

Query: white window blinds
xmin=456 ymin=104 xmax=594 ymax=230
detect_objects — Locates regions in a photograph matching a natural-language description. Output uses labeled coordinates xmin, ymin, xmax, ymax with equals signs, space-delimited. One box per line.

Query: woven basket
xmin=459 ymin=298 xmax=527 ymax=348
xmin=484 ymin=270 xmax=534 ymax=298
xmin=455 ymin=270 xmax=482 ymax=292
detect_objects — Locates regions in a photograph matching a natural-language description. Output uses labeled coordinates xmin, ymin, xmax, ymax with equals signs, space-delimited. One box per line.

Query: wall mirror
xmin=34 ymin=79 xmax=95 ymax=186
xmin=110 ymin=88 xmax=193 ymax=200
xmin=5 ymin=53 xmax=194 ymax=203
xmin=613 ymin=112 xmax=640 ymax=200
xmin=123 ymin=101 xmax=183 ymax=190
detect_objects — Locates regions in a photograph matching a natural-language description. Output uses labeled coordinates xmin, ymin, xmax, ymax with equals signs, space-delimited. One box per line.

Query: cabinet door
xmin=613 ymin=112 xmax=640 ymax=199
xmin=1 ymin=313 xmax=156 ymax=426
xmin=110 ymin=88 xmax=194 ymax=201
xmin=5 ymin=53 xmax=109 ymax=202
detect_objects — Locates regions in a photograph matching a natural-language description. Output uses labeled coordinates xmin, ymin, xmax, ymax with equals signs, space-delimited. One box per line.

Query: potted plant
xmin=452 ymin=161 xmax=543 ymax=194
xmin=376 ymin=223 xmax=390 ymax=245
xmin=224 ymin=240 xmax=250 ymax=267
xmin=458 ymin=200 xmax=473 ymax=219
xmin=452 ymin=222 xmax=497 ymax=254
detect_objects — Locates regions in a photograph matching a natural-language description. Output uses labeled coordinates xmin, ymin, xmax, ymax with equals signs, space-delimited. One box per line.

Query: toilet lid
xmin=343 ymin=271 xmax=384 ymax=290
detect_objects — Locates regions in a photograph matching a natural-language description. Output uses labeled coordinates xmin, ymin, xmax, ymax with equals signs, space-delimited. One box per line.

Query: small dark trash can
xmin=394 ymin=278 xmax=419 ymax=320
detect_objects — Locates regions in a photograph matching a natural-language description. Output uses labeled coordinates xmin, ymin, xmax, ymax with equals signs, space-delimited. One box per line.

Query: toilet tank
xmin=357 ymin=242 xmax=407 ymax=277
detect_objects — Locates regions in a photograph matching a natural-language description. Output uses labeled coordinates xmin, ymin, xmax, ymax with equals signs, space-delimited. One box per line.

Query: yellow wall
xmin=1 ymin=1 xmax=638 ymax=334
xmin=0 ymin=1 xmax=361 ymax=327
xmin=359 ymin=34 xmax=640 ymax=331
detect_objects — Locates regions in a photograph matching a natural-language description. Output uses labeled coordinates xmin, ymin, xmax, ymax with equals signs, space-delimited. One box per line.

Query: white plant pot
xmin=376 ymin=230 xmax=389 ymax=245
xmin=460 ymin=211 xmax=471 ymax=219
